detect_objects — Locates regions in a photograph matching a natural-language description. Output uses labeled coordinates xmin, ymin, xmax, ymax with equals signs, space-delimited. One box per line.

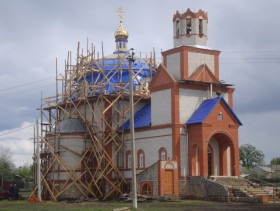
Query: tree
xmin=0 ymin=145 xmax=15 ymax=182
xmin=239 ymin=144 xmax=265 ymax=168
xmin=17 ymin=164 xmax=33 ymax=185
xmin=270 ymin=157 xmax=280 ymax=165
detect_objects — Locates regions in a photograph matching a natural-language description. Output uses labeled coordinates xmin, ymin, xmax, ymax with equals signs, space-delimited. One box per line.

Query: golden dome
xmin=114 ymin=20 xmax=129 ymax=39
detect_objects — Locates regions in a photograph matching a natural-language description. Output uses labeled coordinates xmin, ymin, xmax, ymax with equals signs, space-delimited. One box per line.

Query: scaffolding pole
xmin=29 ymin=38 xmax=157 ymax=201
xmin=36 ymin=119 xmax=41 ymax=201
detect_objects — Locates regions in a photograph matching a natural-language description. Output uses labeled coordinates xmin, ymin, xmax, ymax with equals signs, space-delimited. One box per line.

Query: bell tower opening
xmin=173 ymin=8 xmax=208 ymax=47
xmin=176 ymin=20 xmax=180 ymax=37
xmin=186 ymin=18 xmax=192 ymax=34
xmin=199 ymin=19 xmax=203 ymax=34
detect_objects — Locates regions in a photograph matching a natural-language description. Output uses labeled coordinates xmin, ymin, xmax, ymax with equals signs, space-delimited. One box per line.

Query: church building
xmin=37 ymin=8 xmax=242 ymax=201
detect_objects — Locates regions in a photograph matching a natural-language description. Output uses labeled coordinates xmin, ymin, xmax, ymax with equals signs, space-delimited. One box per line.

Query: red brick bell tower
xmin=151 ymin=8 xmax=241 ymax=180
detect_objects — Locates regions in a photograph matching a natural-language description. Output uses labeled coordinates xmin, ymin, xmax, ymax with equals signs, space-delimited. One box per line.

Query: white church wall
xmin=179 ymin=89 xmax=230 ymax=124
xmin=179 ymin=89 xmax=208 ymax=123
xmin=93 ymin=101 xmax=104 ymax=132
xmin=188 ymin=52 xmax=214 ymax=77
xmin=166 ymin=52 xmax=181 ymax=80
xmin=151 ymin=90 xmax=172 ymax=125
xmin=221 ymin=92 xmax=229 ymax=102
xmin=112 ymin=101 xmax=147 ymax=129
xmin=123 ymin=128 xmax=172 ymax=178
xmin=209 ymin=138 xmax=220 ymax=176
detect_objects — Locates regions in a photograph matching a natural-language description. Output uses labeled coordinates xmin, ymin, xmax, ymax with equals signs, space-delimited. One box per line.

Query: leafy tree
xmin=239 ymin=144 xmax=265 ymax=168
xmin=0 ymin=145 xmax=15 ymax=181
xmin=270 ymin=157 xmax=280 ymax=165
xmin=17 ymin=164 xmax=33 ymax=184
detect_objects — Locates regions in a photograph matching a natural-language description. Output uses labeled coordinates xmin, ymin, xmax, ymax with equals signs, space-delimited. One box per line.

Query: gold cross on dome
xmin=117 ymin=7 xmax=125 ymax=22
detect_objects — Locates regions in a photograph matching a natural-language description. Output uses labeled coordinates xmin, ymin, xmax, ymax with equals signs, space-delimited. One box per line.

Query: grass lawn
xmin=0 ymin=200 xmax=279 ymax=211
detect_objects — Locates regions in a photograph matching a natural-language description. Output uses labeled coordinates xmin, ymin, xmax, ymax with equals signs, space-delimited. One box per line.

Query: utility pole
xmin=36 ymin=119 xmax=41 ymax=201
xmin=128 ymin=48 xmax=137 ymax=209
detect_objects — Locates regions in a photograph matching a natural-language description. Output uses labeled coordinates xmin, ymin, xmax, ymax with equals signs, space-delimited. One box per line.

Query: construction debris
xmin=118 ymin=193 xmax=153 ymax=202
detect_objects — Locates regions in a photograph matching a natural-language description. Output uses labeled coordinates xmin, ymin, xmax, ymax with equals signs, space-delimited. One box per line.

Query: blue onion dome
xmin=83 ymin=54 xmax=154 ymax=96
xmin=71 ymin=9 xmax=155 ymax=100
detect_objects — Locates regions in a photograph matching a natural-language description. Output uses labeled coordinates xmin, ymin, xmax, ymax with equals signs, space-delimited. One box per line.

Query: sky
xmin=0 ymin=0 xmax=279 ymax=167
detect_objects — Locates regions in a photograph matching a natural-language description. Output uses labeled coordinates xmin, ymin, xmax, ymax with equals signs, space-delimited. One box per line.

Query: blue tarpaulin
xmin=77 ymin=57 xmax=154 ymax=96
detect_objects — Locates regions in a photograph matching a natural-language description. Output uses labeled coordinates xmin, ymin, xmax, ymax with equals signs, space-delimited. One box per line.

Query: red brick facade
xmin=188 ymin=100 xmax=240 ymax=176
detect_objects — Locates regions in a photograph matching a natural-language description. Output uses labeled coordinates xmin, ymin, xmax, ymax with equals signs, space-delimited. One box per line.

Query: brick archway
xmin=208 ymin=132 xmax=239 ymax=176
xmin=188 ymin=128 xmax=240 ymax=177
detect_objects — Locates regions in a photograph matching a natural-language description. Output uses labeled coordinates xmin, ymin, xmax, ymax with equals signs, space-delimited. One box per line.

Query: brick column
xmin=199 ymin=143 xmax=208 ymax=176
xmin=219 ymin=143 xmax=228 ymax=176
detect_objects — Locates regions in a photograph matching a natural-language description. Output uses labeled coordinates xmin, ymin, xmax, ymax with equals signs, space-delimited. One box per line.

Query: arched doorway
xmin=207 ymin=132 xmax=237 ymax=176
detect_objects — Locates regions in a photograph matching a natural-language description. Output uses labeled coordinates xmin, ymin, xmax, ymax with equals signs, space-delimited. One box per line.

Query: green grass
xmin=0 ymin=200 xmax=216 ymax=211
xmin=0 ymin=199 xmax=279 ymax=211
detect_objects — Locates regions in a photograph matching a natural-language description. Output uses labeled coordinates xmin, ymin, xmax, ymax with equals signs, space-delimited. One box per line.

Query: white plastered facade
xmin=123 ymin=128 xmax=172 ymax=178
xmin=151 ymin=89 xmax=172 ymax=125
xmin=166 ymin=52 xmax=181 ymax=80
xmin=188 ymin=52 xmax=214 ymax=77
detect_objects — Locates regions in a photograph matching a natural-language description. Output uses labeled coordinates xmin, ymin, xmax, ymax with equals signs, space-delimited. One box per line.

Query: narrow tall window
xmin=137 ymin=150 xmax=145 ymax=169
xmin=186 ymin=18 xmax=192 ymax=34
xmin=176 ymin=20 xmax=179 ymax=36
xmin=126 ymin=151 xmax=132 ymax=169
xmin=139 ymin=153 xmax=144 ymax=168
xmin=199 ymin=19 xmax=203 ymax=34
xmin=128 ymin=154 xmax=132 ymax=169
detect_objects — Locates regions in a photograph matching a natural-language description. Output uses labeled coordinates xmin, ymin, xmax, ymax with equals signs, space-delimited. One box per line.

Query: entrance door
xmin=165 ymin=170 xmax=174 ymax=194
xmin=208 ymin=150 xmax=212 ymax=176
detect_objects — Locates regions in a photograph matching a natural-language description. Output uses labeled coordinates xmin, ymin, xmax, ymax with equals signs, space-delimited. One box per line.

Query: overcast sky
xmin=0 ymin=0 xmax=279 ymax=167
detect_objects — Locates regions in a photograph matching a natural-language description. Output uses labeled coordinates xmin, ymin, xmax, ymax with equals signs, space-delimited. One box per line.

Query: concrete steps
xmin=210 ymin=176 xmax=273 ymax=202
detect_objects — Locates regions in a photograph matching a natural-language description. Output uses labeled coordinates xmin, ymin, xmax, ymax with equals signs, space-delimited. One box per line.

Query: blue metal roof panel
xmin=120 ymin=104 xmax=151 ymax=130
xmin=186 ymin=97 xmax=242 ymax=126
xmin=186 ymin=98 xmax=220 ymax=125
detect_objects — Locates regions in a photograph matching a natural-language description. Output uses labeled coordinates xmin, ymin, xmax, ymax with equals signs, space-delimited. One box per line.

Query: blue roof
xmin=120 ymin=104 xmax=151 ymax=130
xmin=186 ymin=97 xmax=242 ymax=125
xmin=80 ymin=56 xmax=153 ymax=97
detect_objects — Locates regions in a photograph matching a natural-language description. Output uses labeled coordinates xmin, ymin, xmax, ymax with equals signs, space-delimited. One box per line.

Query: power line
xmin=0 ymin=124 xmax=34 ymax=137
xmin=0 ymin=77 xmax=54 ymax=92
xmin=0 ymin=82 xmax=54 ymax=97
xmin=221 ymin=50 xmax=280 ymax=53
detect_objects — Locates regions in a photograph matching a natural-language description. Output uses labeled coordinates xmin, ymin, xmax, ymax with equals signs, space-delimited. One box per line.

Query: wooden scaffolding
xmin=31 ymin=42 xmax=157 ymax=201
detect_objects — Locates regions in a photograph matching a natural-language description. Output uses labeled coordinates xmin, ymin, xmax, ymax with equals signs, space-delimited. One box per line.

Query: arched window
xmin=126 ymin=150 xmax=132 ymax=169
xmin=142 ymin=183 xmax=152 ymax=195
xmin=137 ymin=149 xmax=145 ymax=169
xmin=158 ymin=147 xmax=167 ymax=161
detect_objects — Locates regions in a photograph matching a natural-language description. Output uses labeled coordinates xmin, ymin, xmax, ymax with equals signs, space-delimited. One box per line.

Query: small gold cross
xmin=117 ymin=7 xmax=125 ymax=22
